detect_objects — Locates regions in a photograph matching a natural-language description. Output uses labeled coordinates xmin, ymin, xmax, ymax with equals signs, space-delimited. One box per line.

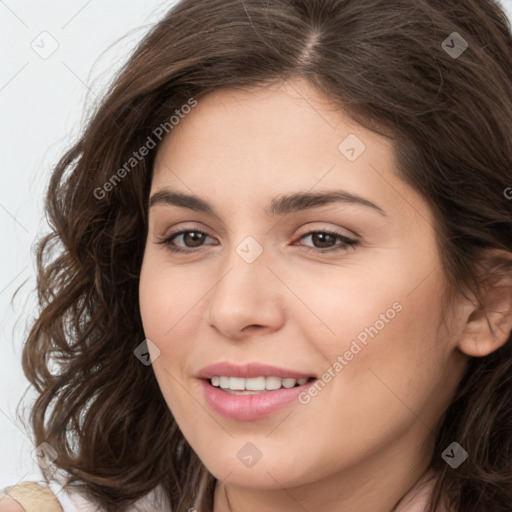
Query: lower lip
xmin=200 ymin=379 xmax=316 ymax=421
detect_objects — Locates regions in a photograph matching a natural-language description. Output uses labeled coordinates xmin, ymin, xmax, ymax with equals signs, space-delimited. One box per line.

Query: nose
xmin=206 ymin=247 xmax=286 ymax=340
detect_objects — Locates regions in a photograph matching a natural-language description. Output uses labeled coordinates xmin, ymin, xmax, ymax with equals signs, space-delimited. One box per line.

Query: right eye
xmin=156 ymin=229 xmax=218 ymax=253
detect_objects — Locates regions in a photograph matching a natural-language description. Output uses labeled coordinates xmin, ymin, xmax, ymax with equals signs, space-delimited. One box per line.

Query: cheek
xmin=317 ymin=280 xmax=448 ymax=442
xmin=138 ymin=255 xmax=210 ymax=411
xmin=304 ymin=260 xmax=448 ymax=416
xmin=139 ymin=253 xmax=204 ymax=344
xmin=139 ymin=260 xmax=205 ymax=435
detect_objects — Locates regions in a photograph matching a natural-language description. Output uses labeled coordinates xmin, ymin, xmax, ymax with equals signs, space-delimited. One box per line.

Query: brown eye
xmin=298 ymin=230 xmax=358 ymax=253
xmin=157 ymin=229 xmax=216 ymax=253
xmin=305 ymin=232 xmax=337 ymax=249
xmin=176 ymin=231 xmax=207 ymax=247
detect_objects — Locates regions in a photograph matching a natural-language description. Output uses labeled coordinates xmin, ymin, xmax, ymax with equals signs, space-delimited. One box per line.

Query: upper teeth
xmin=211 ymin=376 xmax=309 ymax=391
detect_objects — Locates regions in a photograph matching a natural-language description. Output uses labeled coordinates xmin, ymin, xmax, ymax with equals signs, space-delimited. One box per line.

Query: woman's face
xmin=139 ymin=78 xmax=469 ymax=499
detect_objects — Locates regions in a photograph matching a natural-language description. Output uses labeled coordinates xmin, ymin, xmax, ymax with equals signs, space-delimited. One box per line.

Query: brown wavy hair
xmin=17 ymin=0 xmax=512 ymax=510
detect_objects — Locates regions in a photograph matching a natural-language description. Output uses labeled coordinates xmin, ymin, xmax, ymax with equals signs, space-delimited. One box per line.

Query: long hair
xmin=19 ymin=1 xmax=512 ymax=510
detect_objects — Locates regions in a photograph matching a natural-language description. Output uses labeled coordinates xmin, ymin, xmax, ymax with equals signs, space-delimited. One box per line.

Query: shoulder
xmin=0 ymin=495 xmax=25 ymax=512
xmin=2 ymin=479 xmax=105 ymax=512
xmin=1 ymin=481 xmax=63 ymax=511
xmin=2 ymin=480 xmax=171 ymax=512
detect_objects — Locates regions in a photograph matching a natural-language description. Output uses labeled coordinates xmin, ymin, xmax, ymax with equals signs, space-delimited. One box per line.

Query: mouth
xmin=197 ymin=362 xmax=319 ymax=419
xmin=207 ymin=375 xmax=317 ymax=395
xmin=199 ymin=375 xmax=318 ymax=420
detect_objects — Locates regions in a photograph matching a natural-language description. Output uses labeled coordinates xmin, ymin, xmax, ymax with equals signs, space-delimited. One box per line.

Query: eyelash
xmin=156 ymin=228 xmax=358 ymax=254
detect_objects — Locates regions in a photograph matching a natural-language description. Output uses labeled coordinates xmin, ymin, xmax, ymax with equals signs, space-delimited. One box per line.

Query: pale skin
xmin=0 ymin=492 xmax=62 ymax=511
xmin=0 ymin=497 xmax=24 ymax=512
xmin=137 ymin=77 xmax=512 ymax=512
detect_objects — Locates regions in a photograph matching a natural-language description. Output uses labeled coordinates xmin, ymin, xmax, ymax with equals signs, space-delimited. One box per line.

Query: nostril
xmin=242 ymin=324 xmax=264 ymax=332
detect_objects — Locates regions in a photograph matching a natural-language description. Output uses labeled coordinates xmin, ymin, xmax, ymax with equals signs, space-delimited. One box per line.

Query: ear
xmin=457 ymin=249 xmax=512 ymax=358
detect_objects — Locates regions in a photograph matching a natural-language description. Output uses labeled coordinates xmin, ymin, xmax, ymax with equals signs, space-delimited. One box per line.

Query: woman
xmin=1 ymin=0 xmax=512 ymax=511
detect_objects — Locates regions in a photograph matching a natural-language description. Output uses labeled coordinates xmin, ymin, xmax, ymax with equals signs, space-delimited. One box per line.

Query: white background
xmin=1 ymin=0 xmax=511 ymax=490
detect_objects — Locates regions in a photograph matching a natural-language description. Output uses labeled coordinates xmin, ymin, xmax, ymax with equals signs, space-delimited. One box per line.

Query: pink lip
xmin=197 ymin=362 xmax=316 ymax=380
xmin=197 ymin=362 xmax=317 ymax=420
xmin=199 ymin=379 xmax=316 ymax=421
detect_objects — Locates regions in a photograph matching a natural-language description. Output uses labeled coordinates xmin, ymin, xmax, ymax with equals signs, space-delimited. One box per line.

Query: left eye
xmin=298 ymin=230 xmax=358 ymax=252
xmin=157 ymin=229 xmax=358 ymax=253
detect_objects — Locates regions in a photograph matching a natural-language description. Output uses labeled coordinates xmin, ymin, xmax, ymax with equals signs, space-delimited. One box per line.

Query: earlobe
xmin=457 ymin=249 xmax=512 ymax=358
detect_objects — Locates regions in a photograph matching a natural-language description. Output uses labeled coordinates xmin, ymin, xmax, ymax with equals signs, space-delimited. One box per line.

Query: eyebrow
xmin=148 ymin=187 xmax=387 ymax=217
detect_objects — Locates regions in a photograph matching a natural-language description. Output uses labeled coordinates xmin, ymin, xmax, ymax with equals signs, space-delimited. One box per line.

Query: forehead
xmin=153 ymin=79 xmax=385 ymax=181
xmin=150 ymin=78 xmax=433 ymax=230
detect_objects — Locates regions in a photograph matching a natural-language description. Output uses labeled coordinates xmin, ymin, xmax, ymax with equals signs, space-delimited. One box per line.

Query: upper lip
xmin=197 ymin=362 xmax=317 ymax=380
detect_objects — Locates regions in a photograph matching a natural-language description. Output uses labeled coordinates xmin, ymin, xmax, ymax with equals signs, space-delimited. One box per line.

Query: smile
xmin=200 ymin=376 xmax=318 ymax=420
xmin=210 ymin=376 xmax=312 ymax=393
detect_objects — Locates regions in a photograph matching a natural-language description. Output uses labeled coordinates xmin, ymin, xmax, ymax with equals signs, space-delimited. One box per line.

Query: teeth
xmin=266 ymin=376 xmax=282 ymax=390
xmin=246 ymin=377 xmax=266 ymax=390
xmin=210 ymin=376 xmax=311 ymax=392
xmin=230 ymin=377 xmax=245 ymax=390
xmin=282 ymin=378 xmax=297 ymax=388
